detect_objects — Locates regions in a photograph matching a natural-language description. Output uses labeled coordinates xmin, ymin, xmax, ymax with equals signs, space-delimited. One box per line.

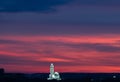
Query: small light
xmin=113 ymin=76 xmax=116 ymax=78
xmin=91 ymin=79 xmax=94 ymax=81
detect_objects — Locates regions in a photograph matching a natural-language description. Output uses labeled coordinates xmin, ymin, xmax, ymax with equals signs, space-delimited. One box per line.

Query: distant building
xmin=0 ymin=68 xmax=4 ymax=75
xmin=47 ymin=63 xmax=61 ymax=80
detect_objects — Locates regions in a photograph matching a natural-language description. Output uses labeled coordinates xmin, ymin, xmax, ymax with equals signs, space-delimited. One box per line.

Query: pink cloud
xmin=0 ymin=34 xmax=120 ymax=73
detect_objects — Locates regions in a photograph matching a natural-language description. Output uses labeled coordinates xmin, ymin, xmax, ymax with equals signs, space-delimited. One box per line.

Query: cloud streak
xmin=75 ymin=0 xmax=120 ymax=6
xmin=0 ymin=35 xmax=120 ymax=72
xmin=0 ymin=0 xmax=73 ymax=12
xmin=0 ymin=0 xmax=120 ymax=13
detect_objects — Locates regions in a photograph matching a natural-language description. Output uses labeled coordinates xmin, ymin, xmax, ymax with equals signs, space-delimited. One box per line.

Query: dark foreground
xmin=0 ymin=73 xmax=120 ymax=82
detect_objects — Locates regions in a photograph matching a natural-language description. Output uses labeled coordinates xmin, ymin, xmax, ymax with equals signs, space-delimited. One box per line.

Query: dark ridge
xmin=0 ymin=68 xmax=120 ymax=82
xmin=0 ymin=73 xmax=120 ymax=82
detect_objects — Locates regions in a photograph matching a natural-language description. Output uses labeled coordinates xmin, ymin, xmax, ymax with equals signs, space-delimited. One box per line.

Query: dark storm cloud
xmin=0 ymin=0 xmax=72 ymax=12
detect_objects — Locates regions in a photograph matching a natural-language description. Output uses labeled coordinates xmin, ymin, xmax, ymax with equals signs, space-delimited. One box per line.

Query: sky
xmin=0 ymin=0 xmax=120 ymax=73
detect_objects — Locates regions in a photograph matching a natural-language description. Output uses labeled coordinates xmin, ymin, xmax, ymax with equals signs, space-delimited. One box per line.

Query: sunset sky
xmin=0 ymin=0 xmax=120 ymax=73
